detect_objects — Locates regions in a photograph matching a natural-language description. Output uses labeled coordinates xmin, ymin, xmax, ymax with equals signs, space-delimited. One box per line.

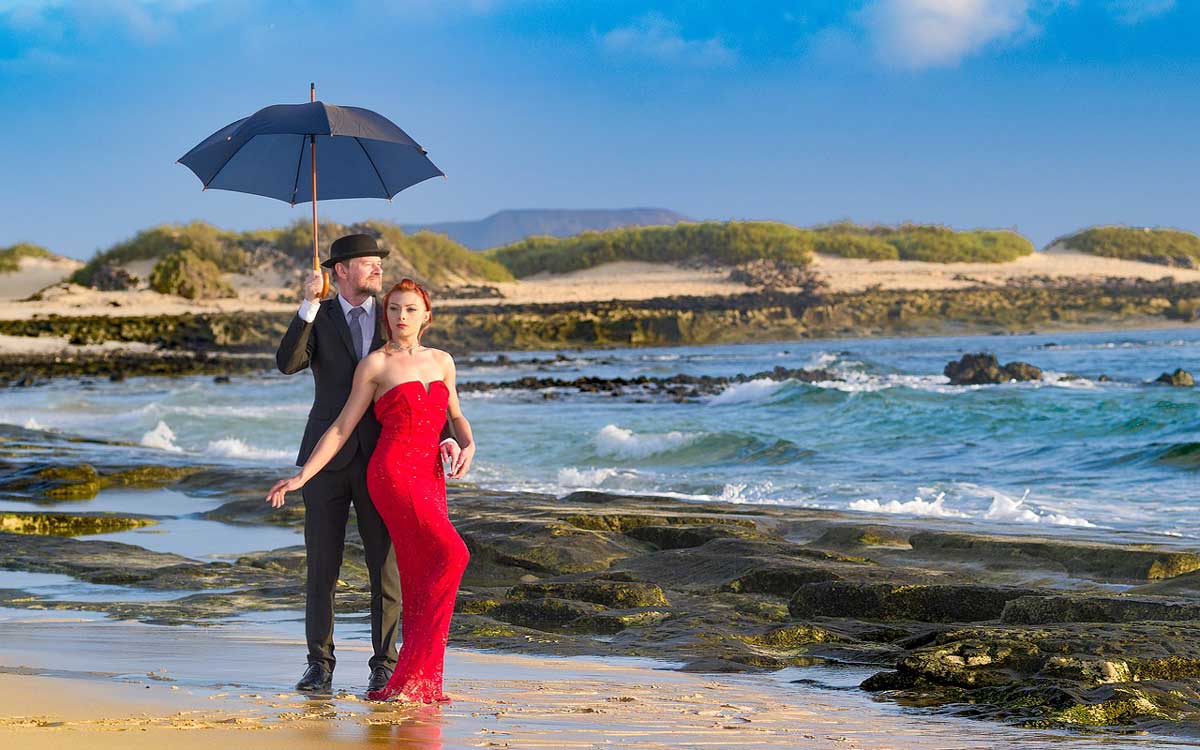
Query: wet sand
xmin=0 ymin=610 xmax=1167 ymax=749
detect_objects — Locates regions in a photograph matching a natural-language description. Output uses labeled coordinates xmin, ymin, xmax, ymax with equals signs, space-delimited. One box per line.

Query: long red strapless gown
xmin=364 ymin=379 xmax=470 ymax=703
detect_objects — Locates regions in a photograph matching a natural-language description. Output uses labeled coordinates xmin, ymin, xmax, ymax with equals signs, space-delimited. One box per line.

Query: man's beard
xmin=357 ymin=277 xmax=383 ymax=296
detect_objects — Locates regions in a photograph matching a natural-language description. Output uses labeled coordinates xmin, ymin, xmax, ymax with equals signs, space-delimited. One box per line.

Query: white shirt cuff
xmin=297 ymin=298 xmax=319 ymax=323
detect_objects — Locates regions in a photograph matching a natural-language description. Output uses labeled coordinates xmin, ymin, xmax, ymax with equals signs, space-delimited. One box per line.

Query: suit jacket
xmin=276 ymin=296 xmax=386 ymax=472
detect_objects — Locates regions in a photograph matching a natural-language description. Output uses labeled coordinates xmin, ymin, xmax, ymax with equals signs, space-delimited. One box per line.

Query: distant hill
xmin=402 ymin=208 xmax=690 ymax=250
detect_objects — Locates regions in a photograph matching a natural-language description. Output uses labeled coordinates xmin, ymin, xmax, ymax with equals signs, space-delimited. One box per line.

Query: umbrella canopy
xmin=178 ymin=101 xmax=444 ymax=205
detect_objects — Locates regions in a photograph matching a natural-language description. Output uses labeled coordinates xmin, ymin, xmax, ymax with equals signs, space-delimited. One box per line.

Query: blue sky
xmin=1 ymin=0 xmax=1197 ymax=259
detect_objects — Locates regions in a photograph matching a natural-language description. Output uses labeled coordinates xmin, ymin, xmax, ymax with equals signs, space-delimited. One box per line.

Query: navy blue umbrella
xmin=178 ymin=84 xmax=444 ymax=296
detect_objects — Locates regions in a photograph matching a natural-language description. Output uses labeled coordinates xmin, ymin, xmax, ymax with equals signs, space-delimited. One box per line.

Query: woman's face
xmin=387 ymin=290 xmax=429 ymax=337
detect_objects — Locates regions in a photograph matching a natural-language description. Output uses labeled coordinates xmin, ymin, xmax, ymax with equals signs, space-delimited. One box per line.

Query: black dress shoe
xmin=367 ymin=665 xmax=393 ymax=693
xmin=296 ymin=663 xmax=333 ymax=692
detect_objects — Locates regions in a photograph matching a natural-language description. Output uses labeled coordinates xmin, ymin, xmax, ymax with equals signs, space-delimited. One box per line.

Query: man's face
xmin=336 ymin=256 xmax=384 ymax=296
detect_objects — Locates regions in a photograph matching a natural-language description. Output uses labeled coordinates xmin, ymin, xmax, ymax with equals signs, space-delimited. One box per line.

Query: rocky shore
xmin=3 ymin=277 xmax=1200 ymax=383
xmin=2 ymin=423 xmax=1198 ymax=737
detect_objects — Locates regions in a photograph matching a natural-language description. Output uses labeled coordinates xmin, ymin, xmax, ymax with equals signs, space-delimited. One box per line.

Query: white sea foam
xmin=849 ymin=492 xmax=970 ymax=518
xmin=140 ymin=421 xmax=183 ymax=453
xmin=592 ymin=424 xmax=698 ymax=459
xmin=707 ymin=378 xmax=785 ymax=406
xmin=204 ymin=438 xmax=292 ymax=462
xmin=23 ymin=418 xmax=45 ymax=431
xmin=555 ymin=466 xmax=644 ymax=489
xmin=983 ymin=490 xmax=1095 ymax=527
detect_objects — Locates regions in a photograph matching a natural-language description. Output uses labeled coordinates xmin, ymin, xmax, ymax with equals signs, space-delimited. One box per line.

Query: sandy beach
xmin=0 ymin=610 xmax=1167 ymax=750
xmin=3 ymin=248 xmax=1199 ymax=324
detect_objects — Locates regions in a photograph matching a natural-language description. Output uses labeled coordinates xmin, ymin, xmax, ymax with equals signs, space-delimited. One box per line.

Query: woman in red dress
xmin=268 ymin=278 xmax=475 ymax=703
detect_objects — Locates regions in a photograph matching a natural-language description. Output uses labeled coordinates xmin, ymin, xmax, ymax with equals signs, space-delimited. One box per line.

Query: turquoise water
xmin=3 ymin=326 xmax=1200 ymax=541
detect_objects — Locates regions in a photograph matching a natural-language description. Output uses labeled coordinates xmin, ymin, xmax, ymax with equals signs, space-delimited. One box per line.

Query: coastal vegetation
xmin=0 ymin=242 xmax=54 ymax=273
xmin=1057 ymin=226 xmax=1200 ymax=267
xmin=811 ymin=222 xmax=1034 ymax=262
xmin=69 ymin=219 xmax=513 ymax=290
xmin=148 ymin=249 xmax=236 ymax=299
xmin=484 ymin=221 xmax=1034 ymax=277
xmin=484 ymin=221 xmax=815 ymax=277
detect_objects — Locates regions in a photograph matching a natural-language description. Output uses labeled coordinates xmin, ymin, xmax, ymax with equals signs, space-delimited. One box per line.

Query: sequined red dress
xmin=364 ymin=379 xmax=470 ymax=703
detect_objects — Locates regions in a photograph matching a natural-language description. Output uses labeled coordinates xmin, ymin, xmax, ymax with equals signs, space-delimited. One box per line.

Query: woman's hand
xmin=267 ymin=474 xmax=305 ymax=508
xmin=449 ymin=442 xmax=475 ymax=479
xmin=440 ymin=438 xmax=461 ymax=467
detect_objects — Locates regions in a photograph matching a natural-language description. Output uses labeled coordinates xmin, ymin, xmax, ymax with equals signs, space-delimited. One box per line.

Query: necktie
xmin=348 ymin=306 xmax=366 ymax=360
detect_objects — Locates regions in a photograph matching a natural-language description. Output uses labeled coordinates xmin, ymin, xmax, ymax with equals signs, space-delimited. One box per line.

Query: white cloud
xmin=1105 ymin=0 xmax=1175 ymax=25
xmin=600 ymin=12 xmax=737 ymax=67
xmin=1 ymin=0 xmax=217 ymax=41
xmin=860 ymin=0 xmax=1041 ymax=71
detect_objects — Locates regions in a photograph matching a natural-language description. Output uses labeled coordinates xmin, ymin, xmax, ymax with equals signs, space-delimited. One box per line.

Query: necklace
xmin=387 ymin=340 xmax=420 ymax=354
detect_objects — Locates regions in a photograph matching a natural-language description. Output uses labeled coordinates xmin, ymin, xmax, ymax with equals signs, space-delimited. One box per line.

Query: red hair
xmin=383 ymin=278 xmax=433 ymax=344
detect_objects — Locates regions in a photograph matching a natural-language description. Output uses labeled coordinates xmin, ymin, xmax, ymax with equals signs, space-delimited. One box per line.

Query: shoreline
xmin=0 ymin=612 xmax=1111 ymax=750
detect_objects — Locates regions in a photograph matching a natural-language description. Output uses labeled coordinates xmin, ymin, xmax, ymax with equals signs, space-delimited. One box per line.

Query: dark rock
xmin=789 ymin=582 xmax=1038 ymax=623
xmin=908 ymin=530 xmax=1200 ymax=582
xmin=1155 ymin=368 xmax=1195 ymax=387
xmin=0 ymin=511 xmax=157 ymax=536
xmin=943 ymin=353 xmax=1043 ymax=385
xmin=624 ymin=523 xmax=771 ymax=550
xmin=1002 ymin=595 xmax=1200 ymax=625
xmin=720 ymin=565 xmax=841 ymax=596
xmin=506 ymin=580 xmax=669 ymax=608
xmin=489 ymin=597 xmax=607 ymax=630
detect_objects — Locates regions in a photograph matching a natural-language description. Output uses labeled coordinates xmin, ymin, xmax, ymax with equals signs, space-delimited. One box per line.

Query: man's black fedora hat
xmin=322 ymin=234 xmax=389 ymax=269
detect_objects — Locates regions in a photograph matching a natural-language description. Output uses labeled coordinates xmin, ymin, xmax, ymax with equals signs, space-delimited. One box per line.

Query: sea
xmin=3 ymin=325 xmax=1199 ymax=543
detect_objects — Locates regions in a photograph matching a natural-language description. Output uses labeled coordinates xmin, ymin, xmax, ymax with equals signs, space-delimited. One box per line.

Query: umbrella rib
xmin=289 ymin=135 xmax=308 ymax=205
xmin=202 ymin=136 xmax=255 ymax=190
xmin=355 ymin=138 xmax=390 ymax=198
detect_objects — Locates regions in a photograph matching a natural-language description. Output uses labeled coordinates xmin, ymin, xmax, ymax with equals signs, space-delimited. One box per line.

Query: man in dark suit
xmin=276 ymin=233 xmax=458 ymax=694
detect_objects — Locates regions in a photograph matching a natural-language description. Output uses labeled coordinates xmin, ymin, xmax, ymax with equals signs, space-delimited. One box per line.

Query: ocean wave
xmin=592 ymin=424 xmax=700 ymax=459
xmin=1152 ymin=442 xmax=1200 ymax=468
xmin=706 ymin=379 xmax=787 ymax=406
xmin=140 ymin=421 xmax=183 ymax=453
xmin=203 ymin=438 xmax=293 ymax=462
xmin=850 ymin=492 xmax=969 ymax=518
xmin=590 ymin=424 xmax=810 ymax=466
xmin=850 ymin=487 xmax=1094 ymax=527
xmin=983 ymin=489 xmax=1094 ymax=527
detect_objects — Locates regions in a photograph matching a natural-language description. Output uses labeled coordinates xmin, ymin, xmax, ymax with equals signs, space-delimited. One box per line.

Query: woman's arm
xmin=442 ymin=353 xmax=475 ymax=479
xmin=267 ymin=353 xmax=382 ymax=507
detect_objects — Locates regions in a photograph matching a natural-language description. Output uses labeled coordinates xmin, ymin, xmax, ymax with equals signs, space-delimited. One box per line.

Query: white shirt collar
xmin=337 ymin=294 xmax=374 ymax=318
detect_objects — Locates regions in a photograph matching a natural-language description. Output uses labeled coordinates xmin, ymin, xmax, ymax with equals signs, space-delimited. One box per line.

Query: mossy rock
xmin=455 ymin=596 xmax=502 ymax=615
xmin=0 ymin=511 xmax=157 ymax=536
xmin=721 ymin=564 xmax=840 ymax=596
xmin=1 ymin=463 xmax=103 ymax=500
xmin=489 ymin=597 xmax=607 ymax=630
xmin=789 ymin=582 xmax=1037 ymax=623
xmin=1002 ymin=594 xmax=1200 ymax=625
xmin=506 ymin=580 xmax=669 ymax=608
xmin=99 ymin=466 xmax=204 ymax=489
xmin=624 ymin=523 xmax=769 ymax=550
xmin=564 ymin=513 xmax=756 ymax=533
xmin=909 ymin=530 xmax=1200 ymax=582
xmin=567 ymin=610 xmax=670 ymax=635
xmin=737 ymin=623 xmax=845 ymax=648
xmin=810 ymin=524 xmax=912 ymax=549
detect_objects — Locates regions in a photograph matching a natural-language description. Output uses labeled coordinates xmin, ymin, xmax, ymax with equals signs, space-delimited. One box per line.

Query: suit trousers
xmin=301 ymin=449 xmax=400 ymax=672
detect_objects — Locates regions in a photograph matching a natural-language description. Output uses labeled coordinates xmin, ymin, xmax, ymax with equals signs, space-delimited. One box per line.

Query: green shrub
xmin=810 ymin=222 xmax=1032 ymax=263
xmin=148 ymin=249 xmax=235 ymax=299
xmin=485 ymin=221 xmax=814 ymax=278
xmin=367 ymin=222 xmax=514 ymax=284
xmin=811 ymin=231 xmax=898 ymax=260
xmin=0 ymin=243 xmax=53 ymax=273
xmin=72 ymin=221 xmax=248 ymax=286
xmin=1059 ymin=226 xmax=1200 ymax=266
